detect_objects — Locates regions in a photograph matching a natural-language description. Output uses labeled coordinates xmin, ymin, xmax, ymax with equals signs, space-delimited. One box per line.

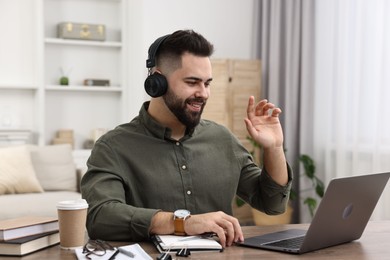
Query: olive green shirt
xmin=81 ymin=102 xmax=292 ymax=241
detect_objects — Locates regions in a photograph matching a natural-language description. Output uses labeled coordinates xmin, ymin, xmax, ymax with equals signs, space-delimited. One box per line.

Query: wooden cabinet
xmin=203 ymin=59 xmax=262 ymax=152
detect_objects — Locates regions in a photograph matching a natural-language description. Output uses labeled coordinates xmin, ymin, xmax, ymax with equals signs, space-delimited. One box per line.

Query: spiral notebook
xmin=151 ymin=234 xmax=222 ymax=253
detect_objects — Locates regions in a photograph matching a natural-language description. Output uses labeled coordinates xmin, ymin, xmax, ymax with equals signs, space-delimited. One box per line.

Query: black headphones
xmin=144 ymin=34 xmax=171 ymax=97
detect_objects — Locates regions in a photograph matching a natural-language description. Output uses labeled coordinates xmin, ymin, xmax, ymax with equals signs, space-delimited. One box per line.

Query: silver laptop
xmin=238 ymin=172 xmax=390 ymax=254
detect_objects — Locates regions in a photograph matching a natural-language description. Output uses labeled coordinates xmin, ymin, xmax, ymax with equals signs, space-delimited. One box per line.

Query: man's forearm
xmin=263 ymin=146 xmax=288 ymax=186
xmin=149 ymin=211 xmax=175 ymax=235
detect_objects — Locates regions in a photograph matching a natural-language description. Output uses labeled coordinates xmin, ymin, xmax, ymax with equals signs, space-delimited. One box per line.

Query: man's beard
xmin=163 ymin=89 xmax=206 ymax=130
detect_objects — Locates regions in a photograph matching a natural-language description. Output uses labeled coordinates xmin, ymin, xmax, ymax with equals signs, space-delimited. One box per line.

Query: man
xmin=81 ymin=29 xmax=292 ymax=248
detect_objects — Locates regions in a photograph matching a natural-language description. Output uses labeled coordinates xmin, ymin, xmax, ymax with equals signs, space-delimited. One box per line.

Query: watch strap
xmin=174 ymin=214 xmax=190 ymax=236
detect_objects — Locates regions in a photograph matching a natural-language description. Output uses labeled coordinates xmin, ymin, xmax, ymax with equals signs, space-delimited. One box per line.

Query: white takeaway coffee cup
xmin=56 ymin=199 xmax=88 ymax=249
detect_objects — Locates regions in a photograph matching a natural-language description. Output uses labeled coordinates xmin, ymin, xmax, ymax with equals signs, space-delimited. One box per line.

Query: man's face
xmin=163 ymin=53 xmax=212 ymax=129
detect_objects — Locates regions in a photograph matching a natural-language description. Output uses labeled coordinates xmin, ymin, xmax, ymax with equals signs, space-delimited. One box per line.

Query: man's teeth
xmin=189 ymin=102 xmax=202 ymax=108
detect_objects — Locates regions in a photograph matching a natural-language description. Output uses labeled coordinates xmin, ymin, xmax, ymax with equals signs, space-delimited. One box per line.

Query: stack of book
xmin=0 ymin=216 xmax=59 ymax=256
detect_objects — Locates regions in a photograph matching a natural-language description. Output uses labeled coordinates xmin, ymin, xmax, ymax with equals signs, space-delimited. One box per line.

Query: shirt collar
xmin=140 ymin=101 xmax=196 ymax=141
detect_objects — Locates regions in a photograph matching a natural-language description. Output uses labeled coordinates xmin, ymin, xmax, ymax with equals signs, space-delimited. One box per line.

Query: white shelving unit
xmin=0 ymin=0 xmax=128 ymax=150
xmin=39 ymin=0 xmax=128 ymax=149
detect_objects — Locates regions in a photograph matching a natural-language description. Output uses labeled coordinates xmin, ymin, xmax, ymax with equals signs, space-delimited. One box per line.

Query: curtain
xmin=314 ymin=0 xmax=390 ymax=221
xmin=257 ymin=0 xmax=316 ymax=223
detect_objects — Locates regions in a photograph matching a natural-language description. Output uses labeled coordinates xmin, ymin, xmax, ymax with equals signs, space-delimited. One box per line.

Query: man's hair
xmin=156 ymin=30 xmax=214 ymax=72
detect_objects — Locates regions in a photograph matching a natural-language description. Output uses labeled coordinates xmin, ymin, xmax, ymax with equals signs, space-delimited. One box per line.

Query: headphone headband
xmin=146 ymin=34 xmax=171 ymax=68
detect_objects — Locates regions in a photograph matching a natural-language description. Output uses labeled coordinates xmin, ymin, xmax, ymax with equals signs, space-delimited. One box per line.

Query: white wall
xmin=0 ymin=1 xmax=37 ymax=86
xmin=140 ymin=0 xmax=258 ymax=59
xmin=126 ymin=0 xmax=259 ymax=119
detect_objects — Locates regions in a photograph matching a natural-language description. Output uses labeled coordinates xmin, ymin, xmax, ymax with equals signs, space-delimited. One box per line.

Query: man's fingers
xmin=220 ymin=219 xmax=235 ymax=246
xmin=219 ymin=214 xmax=243 ymax=246
xmin=244 ymin=118 xmax=257 ymax=139
xmin=246 ymin=96 xmax=255 ymax=119
xmin=247 ymin=97 xmax=269 ymax=118
xmin=210 ymin=213 xmax=243 ymax=248
xmin=271 ymin=108 xmax=282 ymax=117
xmin=214 ymin=226 xmax=227 ymax=248
xmin=255 ymin=100 xmax=269 ymax=116
xmin=225 ymin=217 xmax=244 ymax=243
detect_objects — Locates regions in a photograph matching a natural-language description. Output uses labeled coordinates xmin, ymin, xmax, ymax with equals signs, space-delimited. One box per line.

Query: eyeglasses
xmin=82 ymin=239 xmax=115 ymax=259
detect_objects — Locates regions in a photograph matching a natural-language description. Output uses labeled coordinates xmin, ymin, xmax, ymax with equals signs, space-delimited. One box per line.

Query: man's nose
xmin=195 ymin=83 xmax=209 ymax=98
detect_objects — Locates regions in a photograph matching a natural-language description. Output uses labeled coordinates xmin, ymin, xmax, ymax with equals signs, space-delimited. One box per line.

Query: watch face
xmin=175 ymin=209 xmax=190 ymax=218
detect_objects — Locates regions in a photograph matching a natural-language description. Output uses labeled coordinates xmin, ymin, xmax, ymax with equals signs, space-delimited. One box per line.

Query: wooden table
xmin=3 ymin=221 xmax=390 ymax=259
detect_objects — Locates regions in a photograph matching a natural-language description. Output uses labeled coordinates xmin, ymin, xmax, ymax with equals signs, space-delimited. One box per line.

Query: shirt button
xmin=176 ymin=142 xmax=180 ymax=146
xmin=182 ymin=165 xmax=187 ymax=170
xmin=187 ymin=190 xmax=192 ymax=195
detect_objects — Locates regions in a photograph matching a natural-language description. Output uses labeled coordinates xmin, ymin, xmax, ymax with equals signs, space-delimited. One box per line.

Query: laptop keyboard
xmin=264 ymin=235 xmax=305 ymax=249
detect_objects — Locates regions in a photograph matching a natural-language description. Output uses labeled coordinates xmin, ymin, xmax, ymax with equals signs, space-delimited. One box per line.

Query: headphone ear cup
xmin=144 ymin=73 xmax=168 ymax=97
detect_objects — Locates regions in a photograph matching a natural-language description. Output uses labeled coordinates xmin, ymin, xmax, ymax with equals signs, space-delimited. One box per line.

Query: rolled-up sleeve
xmin=257 ymin=164 xmax=293 ymax=214
xmin=237 ymin=161 xmax=293 ymax=215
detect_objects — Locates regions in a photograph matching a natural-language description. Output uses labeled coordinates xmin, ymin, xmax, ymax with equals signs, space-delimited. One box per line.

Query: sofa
xmin=0 ymin=144 xmax=84 ymax=221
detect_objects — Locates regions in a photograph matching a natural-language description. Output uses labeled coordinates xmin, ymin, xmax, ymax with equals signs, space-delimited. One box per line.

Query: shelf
xmin=46 ymin=85 xmax=122 ymax=92
xmin=0 ymin=84 xmax=38 ymax=90
xmin=45 ymin=38 xmax=122 ymax=48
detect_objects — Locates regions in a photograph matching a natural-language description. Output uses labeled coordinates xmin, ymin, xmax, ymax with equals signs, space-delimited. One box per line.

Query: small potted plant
xmin=59 ymin=67 xmax=72 ymax=86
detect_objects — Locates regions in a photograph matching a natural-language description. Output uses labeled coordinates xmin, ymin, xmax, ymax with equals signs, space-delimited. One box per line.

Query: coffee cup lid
xmin=57 ymin=199 xmax=88 ymax=210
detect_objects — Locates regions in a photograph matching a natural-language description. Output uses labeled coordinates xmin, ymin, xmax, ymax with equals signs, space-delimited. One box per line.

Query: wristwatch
xmin=174 ymin=209 xmax=191 ymax=236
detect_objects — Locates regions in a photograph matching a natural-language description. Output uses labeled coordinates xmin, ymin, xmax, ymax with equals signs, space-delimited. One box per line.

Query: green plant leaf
xmin=289 ymin=189 xmax=297 ymax=201
xmin=315 ymin=178 xmax=325 ymax=198
xmin=304 ymin=197 xmax=317 ymax=217
xmin=235 ymin=196 xmax=246 ymax=207
xmin=300 ymin=155 xmax=316 ymax=179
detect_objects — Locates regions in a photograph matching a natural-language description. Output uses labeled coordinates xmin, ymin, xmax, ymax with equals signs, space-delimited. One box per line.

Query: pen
xmin=118 ymin=247 xmax=136 ymax=258
xmin=108 ymin=249 xmax=119 ymax=260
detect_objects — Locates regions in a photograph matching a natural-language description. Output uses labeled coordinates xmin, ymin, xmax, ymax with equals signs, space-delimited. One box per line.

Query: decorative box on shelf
xmin=57 ymin=22 xmax=106 ymax=41
xmin=83 ymin=79 xmax=110 ymax=87
xmin=52 ymin=129 xmax=74 ymax=149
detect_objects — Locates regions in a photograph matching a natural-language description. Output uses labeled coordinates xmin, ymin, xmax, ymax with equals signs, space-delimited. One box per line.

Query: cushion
xmin=29 ymin=144 xmax=77 ymax=192
xmin=0 ymin=145 xmax=44 ymax=195
xmin=0 ymin=191 xmax=82 ymax=221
